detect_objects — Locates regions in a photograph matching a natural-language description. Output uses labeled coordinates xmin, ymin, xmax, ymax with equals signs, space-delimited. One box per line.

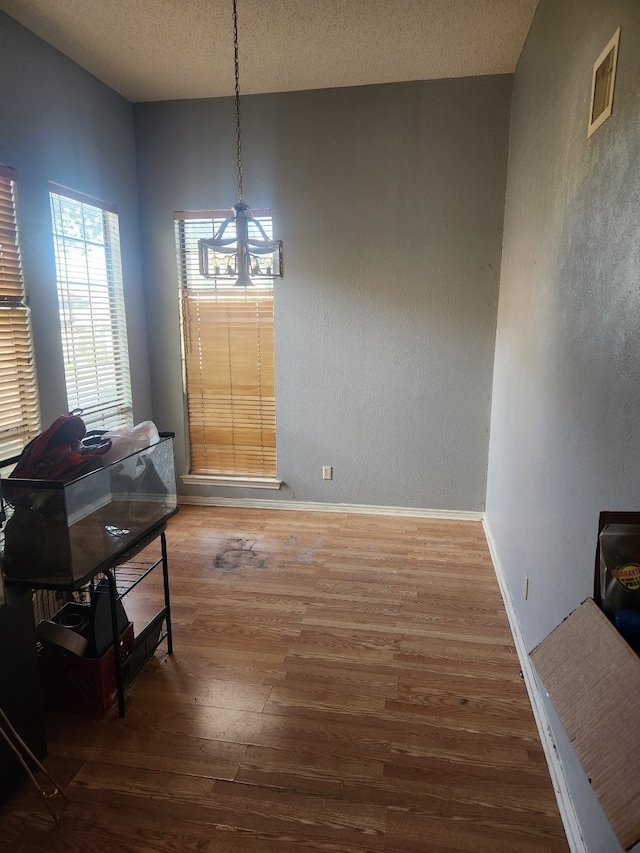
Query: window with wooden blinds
xmin=175 ymin=212 xmax=276 ymax=479
xmin=49 ymin=185 xmax=133 ymax=431
xmin=0 ymin=165 xmax=40 ymax=460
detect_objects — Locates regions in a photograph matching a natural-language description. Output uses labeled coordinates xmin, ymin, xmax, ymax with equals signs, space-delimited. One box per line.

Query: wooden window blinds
xmin=0 ymin=165 xmax=40 ymax=460
xmin=49 ymin=185 xmax=133 ymax=431
xmin=175 ymin=212 xmax=276 ymax=478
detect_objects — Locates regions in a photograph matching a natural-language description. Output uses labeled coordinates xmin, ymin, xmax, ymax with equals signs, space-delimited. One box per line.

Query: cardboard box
xmin=592 ymin=510 xmax=640 ymax=606
xmin=531 ymin=598 xmax=640 ymax=850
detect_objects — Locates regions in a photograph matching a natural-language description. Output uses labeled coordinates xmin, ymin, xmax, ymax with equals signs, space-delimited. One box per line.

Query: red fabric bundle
xmin=9 ymin=415 xmax=112 ymax=483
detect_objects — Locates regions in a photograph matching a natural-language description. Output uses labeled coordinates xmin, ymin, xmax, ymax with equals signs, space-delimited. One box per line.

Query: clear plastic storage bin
xmin=1 ymin=434 xmax=177 ymax=587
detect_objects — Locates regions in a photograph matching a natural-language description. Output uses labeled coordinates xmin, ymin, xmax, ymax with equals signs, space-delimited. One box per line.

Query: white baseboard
xmin=482 ymin=518 xmax=585 ymax=853
xmin=177 ymin=495 xmax=484 ymax=521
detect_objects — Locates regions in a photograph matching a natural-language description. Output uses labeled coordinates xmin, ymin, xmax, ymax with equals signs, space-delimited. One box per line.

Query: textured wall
xmin=486 ymin=1 xmax=640 ymax=849
xmin=0 ymin=12 xmax=152 ymax=428
xmin=134 ymin=76 xmax=511 ymax=509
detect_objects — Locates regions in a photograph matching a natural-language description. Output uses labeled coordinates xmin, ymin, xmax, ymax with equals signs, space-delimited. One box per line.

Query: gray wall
xmin=486 ymin=1 xmax=640 ymax=850
xmin=134 ymin=77 xmax=511 ymax=509
xmin=0 ymin=12 xmax=152 ymax=429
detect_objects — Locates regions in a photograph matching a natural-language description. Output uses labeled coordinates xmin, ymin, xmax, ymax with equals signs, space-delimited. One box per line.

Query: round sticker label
xmin=612 ymin=562 xmax=640 ymax=591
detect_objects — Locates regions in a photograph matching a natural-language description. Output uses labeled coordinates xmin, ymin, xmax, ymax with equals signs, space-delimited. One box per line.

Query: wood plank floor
xmin=0 ymin=506 xmax=569 ymax=852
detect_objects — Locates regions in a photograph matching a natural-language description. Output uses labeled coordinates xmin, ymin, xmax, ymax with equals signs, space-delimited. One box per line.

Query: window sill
xmin=181 ymin=474 xmax=282 ymax=490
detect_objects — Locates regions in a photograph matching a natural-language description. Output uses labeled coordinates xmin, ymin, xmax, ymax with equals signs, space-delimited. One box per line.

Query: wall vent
xmin=587 ymin=27 xmax=621 ymax=138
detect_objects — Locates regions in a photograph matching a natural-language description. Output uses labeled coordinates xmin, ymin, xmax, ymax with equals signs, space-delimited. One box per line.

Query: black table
xmin=6 ymin=513 xmax=176 ymax=717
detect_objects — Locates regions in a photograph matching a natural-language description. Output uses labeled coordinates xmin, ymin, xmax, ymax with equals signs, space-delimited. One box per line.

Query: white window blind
xmin=175 ymin=211 xmax=276 ymax=478
xmin=49 ymin=185 xmax=133 ymax=431
xmin=0 ymin=165 xmax=40 ymax=460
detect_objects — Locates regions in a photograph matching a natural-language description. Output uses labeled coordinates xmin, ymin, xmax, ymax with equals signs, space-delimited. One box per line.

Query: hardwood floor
xmin=0 ymin=506 xmax=569 ymax=852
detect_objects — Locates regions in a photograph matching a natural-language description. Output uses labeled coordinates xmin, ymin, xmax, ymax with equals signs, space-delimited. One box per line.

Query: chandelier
xmin=198 ymin=0 xmax=283 ymax=286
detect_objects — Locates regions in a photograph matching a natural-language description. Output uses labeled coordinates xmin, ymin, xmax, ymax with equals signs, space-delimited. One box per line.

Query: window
xmin=49 ymin=185 xmax=132 ymax=431
xmin=175 ymin=211 xmax=277 ymax=481
xmin=587 ymin=27 xmax=620 ymax=138
xmin=0 ymin=165 xmax=40 ymax=460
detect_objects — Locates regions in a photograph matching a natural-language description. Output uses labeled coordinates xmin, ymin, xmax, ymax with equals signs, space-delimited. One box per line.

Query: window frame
xmin=49 ymin=183 xmax=133 ymax=432
xmin=0 ymin=164 xmax=40 ymax=462
xmin=175 ymin=210 xmax=280 ymax=488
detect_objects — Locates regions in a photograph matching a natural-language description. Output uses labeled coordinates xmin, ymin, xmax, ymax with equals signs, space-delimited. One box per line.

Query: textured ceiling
xmin=0 ymin=0 xmax=539 ymax=103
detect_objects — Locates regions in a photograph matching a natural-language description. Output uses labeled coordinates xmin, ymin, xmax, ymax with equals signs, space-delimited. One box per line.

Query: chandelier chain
xmin=233 ymin=0 xmax=243 ymax=203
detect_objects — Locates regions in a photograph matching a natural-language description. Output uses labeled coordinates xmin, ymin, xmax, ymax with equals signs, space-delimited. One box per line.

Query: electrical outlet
xmin=523 ymin=574 xmax=529 ymax=601
xmin=322 ymin=465 xmax=333 ymax=480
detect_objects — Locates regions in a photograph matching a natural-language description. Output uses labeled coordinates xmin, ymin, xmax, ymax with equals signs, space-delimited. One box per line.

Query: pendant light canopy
xmin=198 ymin=0 xmax=283 ymax=286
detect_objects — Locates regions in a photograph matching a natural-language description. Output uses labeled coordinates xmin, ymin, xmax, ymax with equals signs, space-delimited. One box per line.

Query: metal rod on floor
xmin=0 ymin=706 xmax=68 ymax=827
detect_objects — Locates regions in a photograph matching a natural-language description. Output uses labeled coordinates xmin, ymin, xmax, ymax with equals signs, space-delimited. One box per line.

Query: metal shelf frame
xmin=6 ymin=514 xmax=177 ymax=717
